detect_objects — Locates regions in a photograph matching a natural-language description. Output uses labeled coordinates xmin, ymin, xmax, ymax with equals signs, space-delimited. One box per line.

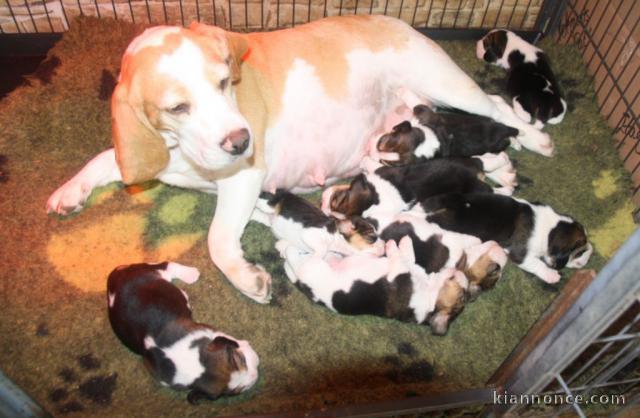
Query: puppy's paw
xmin=493 ymin=186 xmax=514 ymax=196
xmin=179 ymin=266 xmax=200 ymax=284
xmin=540 ymin=269 xmax=561 ymax=284
xmin=510 ymin=137 xmax=523 ymax=151
xmin=46 ymin=179 xmax=93 ymax=215
xmin=275 ymin=240 xmax=290 ymax=257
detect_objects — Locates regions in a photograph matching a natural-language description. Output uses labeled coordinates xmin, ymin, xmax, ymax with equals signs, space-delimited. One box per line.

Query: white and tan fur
xmin=47 ymin=16 xmax=553 ymax=303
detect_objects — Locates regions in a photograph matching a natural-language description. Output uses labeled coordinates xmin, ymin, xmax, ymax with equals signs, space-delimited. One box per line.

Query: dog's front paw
xmin=232 ymin=263 xmax=272 ymax=304
xmin=46 ymin=179 xmax=93 ymax=215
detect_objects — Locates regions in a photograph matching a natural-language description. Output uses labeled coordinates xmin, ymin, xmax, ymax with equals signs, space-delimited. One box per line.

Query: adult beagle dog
xmin=46 ymin=15 xmax=552 ymax=303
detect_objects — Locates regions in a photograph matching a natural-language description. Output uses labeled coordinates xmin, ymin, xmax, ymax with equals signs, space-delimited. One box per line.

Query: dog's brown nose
xmin=221 ymin=129 xmax=250 ymax=155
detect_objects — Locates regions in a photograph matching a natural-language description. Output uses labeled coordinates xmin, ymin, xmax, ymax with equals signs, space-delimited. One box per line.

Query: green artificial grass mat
xmin=0 ymin=17 xmax=637 ymax=417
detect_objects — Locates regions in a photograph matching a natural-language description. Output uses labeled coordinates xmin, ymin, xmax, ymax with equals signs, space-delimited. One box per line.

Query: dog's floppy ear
xmin=188 ymin=22 xmax=249 ymax=84
xmin=111 ymin=83 xmax=169 ymax=185
xmin=225 ymin=31 xmax=249 ymax=83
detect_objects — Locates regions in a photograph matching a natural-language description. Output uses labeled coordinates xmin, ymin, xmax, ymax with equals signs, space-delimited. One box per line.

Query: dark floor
xmin=0 ymin=56 xmax=47 ymax=99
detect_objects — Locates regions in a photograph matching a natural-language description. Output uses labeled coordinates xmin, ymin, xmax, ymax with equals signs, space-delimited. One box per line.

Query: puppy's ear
xmin=112 ymin=82 xmax=169 ymax=185
xmin=483 ymin=30 xmax=507 ymax=63
xmin=413 ymin=104 xmax=434 ymax=124
xmin=455 ymin=252 xmax=468 ymax=271
xmin=392 ymin=120 xmax=413 ymax=133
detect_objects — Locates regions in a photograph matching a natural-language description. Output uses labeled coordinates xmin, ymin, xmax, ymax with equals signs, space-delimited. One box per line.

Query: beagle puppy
xmin=253 ymin=189 xmax=384 ymax=257
xmin=477 ymin=29 xmax=566 ymax=127
xmin=107 ymin=262 xmax=259 ymax=404
xmin=321 ymin=159 xmax=503 ymax=231
xmin=278 ymin=237 xmax=469 ymax=335
xmin=379 ymin=212 xmax=507 ymax=300
xmin=47 ymin=16 xmax=553 ymax=304
xmin=417 ymin=193 xmax=593 ymax=283
xmin=375 ymin=105 xmax=517 ymax=163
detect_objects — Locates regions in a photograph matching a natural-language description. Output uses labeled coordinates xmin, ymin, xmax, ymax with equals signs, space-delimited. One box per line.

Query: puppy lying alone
xmin=477 ymin=30 xmax=566 ymax=127
xmin=375 ymin=105 xmax=517 ymax=164
xmin=254 ymin=189 xmax=384 ymax=257
xmin=416 ymin=193 xmax=593 ymax=283
xmin=278 ymin=237 xmax=468 ymax=335
xmin=107 ymin=262 xmax=259 ymax=404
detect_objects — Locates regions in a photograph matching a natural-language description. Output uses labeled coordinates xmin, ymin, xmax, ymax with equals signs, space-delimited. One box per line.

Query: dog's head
xmin=112 ymin=23 xmax=251 ymax=184
xmin=321 ymin=174 xmax=380 ymax=218
xmin=185 ymin=335 xmax=259 ymax=405
xmin=476 ymin=29 xmax=510 ymax=69
xmin=426 ymin=269 xmax=469 ymax=336
xmin=460 ymin=241 xmax=508 ymax=301
xmin=545 ymin=220 xmax=592 ymax=270
xmin=376 ymin=120 xmax=425 ymax=166
xmin=335 ymin=216 xmax=385 ymax=256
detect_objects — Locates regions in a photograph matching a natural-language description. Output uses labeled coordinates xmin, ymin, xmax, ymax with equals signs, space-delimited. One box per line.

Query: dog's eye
xmin=219 ymin=77 xmax=229 ymax=90
xmin=167 ymin=102 xmax=190 ymax=115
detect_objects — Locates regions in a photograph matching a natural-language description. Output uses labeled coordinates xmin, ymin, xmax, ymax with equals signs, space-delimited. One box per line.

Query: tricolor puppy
xmin=417 ymin=193 xmax=593 ymax=284
xmin=376 ymin=105 xmax=517 ymax=164
xmin=379 ymin=212 xmax=507 ymax=300
xmin=477 ymin=30 xmax=566 ymax=127
xmin=322 ymin=159 xmax=501 ymax=230
xmin=47 ymin=15 xmax=553 ymax=304
xmin=279 ymin=238 xmax=469 ymax=335
xmin=253 ymin=189 xmax=384 ymax=257
xmin=107 ymin=262 xmax=259 ymax=404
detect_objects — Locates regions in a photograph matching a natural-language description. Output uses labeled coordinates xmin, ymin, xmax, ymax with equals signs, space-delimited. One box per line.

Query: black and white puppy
xmin=278 ymin=237 xmax=469 ymax=335
xmin=253 ymin=189 xmax=385 ymax=257
xmin=477 ymin=29 xmax=566 ymax=127
xmin=417 ymin=193 xmax=593 ymax=283
xmin=376 ymin=105 xmax=517 ymax=163
xmin=107 ymin=262 xmax=260 ymax=404
xmin=321 ymin=159 xmax=505 ymax=231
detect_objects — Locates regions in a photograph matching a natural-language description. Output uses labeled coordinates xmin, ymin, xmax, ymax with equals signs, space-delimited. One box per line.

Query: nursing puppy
xmin=107 ymin=262 xmax=259 ymax=404
xmin=253 ymin=189 xmax=384 ymax=257
xmin=380 ymin=212 xmax=507 ymax=300
xmin=376 ymin=105 xmax=517 ymax=163
xmin=417 ymin=193 xmax=593 ymax=284
xmin=322 ymin=159 xmax=503 ymax=230
xmin=477 ymin=29 xmax=566 ymax=127
xmin=278 ymin=237 xmax=468 ymax=335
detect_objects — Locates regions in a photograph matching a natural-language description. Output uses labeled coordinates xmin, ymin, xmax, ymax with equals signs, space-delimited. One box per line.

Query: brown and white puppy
xmin=107 ymin=262 xmax=259 ymax=404
xmin=278 ymin=237 xmax=469 ymax=335
xmin=253 ymin=189 xmax=384 ymax=257
xmin=47 ymin=16 xmax=553 ymax=304
xmin=477 ymin=29 xmax=566 ymax=127
xmin=417 ymin=193 xmax=592 ymax=283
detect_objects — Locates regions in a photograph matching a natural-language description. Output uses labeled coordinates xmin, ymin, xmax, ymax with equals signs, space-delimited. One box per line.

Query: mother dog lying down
xmin=46 ymin=15 xmax=553 ymax=304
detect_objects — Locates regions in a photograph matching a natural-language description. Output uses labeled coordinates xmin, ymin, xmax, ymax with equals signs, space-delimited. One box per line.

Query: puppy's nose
xmin=221 ymin=129 xmax=250 ymax=155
